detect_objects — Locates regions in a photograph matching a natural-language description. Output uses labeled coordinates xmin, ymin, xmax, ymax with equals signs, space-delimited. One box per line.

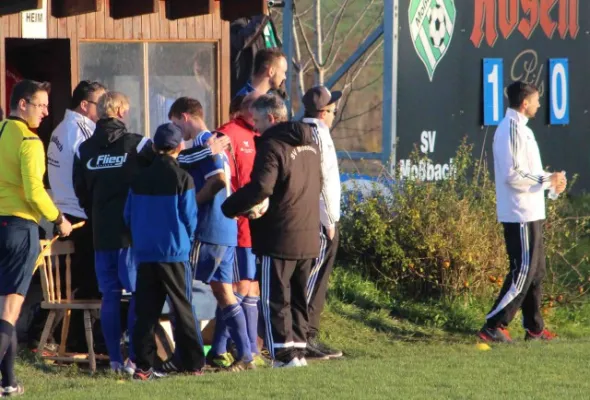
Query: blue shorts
xmin=95 ymin=248 xmax=137 ymax=293
xmin=193 ymin=242 xmax=235 ymax=284
xmin=234 ymin=247 xmax=256 ymax=282
xmin=0 ymin=217 xmax=39 ymax=296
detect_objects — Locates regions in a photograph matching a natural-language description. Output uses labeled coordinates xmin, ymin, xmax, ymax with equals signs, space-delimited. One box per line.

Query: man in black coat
xmin=222 ymin=94 xmax=321 ymax=368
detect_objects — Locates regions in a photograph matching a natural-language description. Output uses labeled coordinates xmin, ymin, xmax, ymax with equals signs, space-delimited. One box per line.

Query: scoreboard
xmin=397 ymin=0 xmax=589 ymax=190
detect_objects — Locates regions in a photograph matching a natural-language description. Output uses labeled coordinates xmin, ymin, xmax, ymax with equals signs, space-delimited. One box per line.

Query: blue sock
xmin=222 ymin=303 xmax=252 ymax=362
xmin=126 ymin=294 xmax=136 ymax=362
xmin=101 ymin=291 xmax=123 ymax=364
xmin=211 ymin=293 xmax=243 ymax=356
xmin=242 ymin=296 xmax=260 ymax=354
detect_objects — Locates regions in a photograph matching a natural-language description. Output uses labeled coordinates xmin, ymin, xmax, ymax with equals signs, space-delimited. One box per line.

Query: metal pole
xmin=382 ymin=0 xmax=398 ymax=172
xmin=282 ymin=0 xmax=294 ymax=118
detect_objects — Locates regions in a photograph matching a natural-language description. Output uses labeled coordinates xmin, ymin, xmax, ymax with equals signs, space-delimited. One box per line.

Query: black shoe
xmin=307 ymin=337 xmax=342 ymax=359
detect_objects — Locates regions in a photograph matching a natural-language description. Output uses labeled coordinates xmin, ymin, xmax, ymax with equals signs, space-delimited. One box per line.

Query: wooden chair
xmin=35 ymin=239 xmax=104 ymax=372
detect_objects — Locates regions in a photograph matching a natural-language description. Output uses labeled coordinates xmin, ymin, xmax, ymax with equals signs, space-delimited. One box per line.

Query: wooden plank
xmin=110 ymin=0 xmax=158 ymax=20
xmin=9 ymin=14 xmax=19 ymax=38
xmin=105 ymin=0 xmax=114 ymax=39
xmin=204 ymin=12 xmax=212 ymax=39
xmin=149 ymin=4 xmax=159 ymax=39
xmin=186 ymin=16 xmax=195 ymax=39
xmin=212 ymin=6 xmax=221 ymax=39
xmin=132 ymin=15 xmax=142 ymax=39
xmin=47 ymin=0 xmax=58 ymax=38
xmin=96 ymin=1 xmax=105 ymax=38
xmin=86 ymin=9 xmax=96 ymax=39
xmin=168 ymin=17 xmax=178 ymax=39
xmin=159 ymin=3 xmax=169 ymax=39
xmin=220 ymin=20 xmax=230 ymax=125
xmin=57 ymin=11 xmax=68 ymax=38
xmin=141 ymin=14 xmax=150 ymax=39
xmin=77 ymin=13 xmax=86 ymax=39
xmin=68 ymin=15 xmax=79 ymax=89
xmin=177 ymin=16 xmax=186 ymax=39
xmin=195 ymin=16 xmax=205 ymax=39
xmin=114 ymin=13 xmax=124 ymax=38
xmin=0 ymin=0 xmax=42 ymax=16
xmin=51 ymin=0 xmax=100 ymax=18
xmin=165 ymin=0 xmax=212 ymax=20
xmin=123 ymin=18 xmax=133 ymax=39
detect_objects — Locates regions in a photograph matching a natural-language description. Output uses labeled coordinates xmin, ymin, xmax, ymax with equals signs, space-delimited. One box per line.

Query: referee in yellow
xmin=0 ymin=80 xmax=72 ymax=396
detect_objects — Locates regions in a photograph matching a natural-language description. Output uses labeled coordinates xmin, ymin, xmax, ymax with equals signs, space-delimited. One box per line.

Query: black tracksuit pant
xmin=133 ymin=261 xmax=204 ymax=371
xmin=260 ymin=256 xmax=313 ymax=362
xmin=306 ymin=225 xmax=339 ymax=338
xmin=486 ymin=220 xmax=545 ymax=332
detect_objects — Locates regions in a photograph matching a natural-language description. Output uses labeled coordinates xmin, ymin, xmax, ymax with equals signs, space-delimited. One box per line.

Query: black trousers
xmin=260 ymin=255 xmax=313 ymax=361
xmin=306 ymin=225 xmax=339 ymax=338
xmin=133 ymin=262 xmax=204 ymax=371
xmin=61 ymin=214 xmax=99 ymax=299
xmin=486 ymin=220 xmax=545 ymax=332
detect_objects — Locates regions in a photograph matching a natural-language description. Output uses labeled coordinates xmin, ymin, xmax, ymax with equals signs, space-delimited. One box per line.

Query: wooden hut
xmin=0 ymin=0 xmax=267 ymax=142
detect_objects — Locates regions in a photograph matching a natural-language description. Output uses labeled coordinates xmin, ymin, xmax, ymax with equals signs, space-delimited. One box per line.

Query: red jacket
xmin=217 ymin=117 xmax=258 ymax=248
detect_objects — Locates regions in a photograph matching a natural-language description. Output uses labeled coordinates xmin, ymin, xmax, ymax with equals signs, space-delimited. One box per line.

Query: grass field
xmin=13 ymin=269 xmax=590 ymax=399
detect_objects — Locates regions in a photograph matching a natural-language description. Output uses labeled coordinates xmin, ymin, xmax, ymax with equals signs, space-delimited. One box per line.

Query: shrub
xmin=339 ymin=140 xmax=590 ymax=303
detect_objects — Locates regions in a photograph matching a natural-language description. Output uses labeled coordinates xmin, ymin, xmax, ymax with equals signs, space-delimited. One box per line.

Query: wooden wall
xmin=0 ymin=0 xmax=230 ymax=125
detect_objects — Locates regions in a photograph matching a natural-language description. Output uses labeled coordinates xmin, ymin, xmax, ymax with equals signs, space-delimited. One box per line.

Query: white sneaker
xmin=111 ymin=359 xmax=136 ymax=375
xmin=122 ymin=359 xmax=136 ymax=375
xmin=298 ymin=357 xmax=308 ymax=367
xmin=272 ymin=357 xmax=302 ymax=368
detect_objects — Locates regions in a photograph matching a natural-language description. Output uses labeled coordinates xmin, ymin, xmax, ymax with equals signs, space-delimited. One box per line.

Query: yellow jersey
xmin=0 ymin=117 xmax=60 ymax=224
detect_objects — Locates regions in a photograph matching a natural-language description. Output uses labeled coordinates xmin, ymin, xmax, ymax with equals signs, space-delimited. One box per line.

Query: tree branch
xmin=322 ymin=0 xmax=351 ymax=65
xmin=292 ymin=14 xmax=307 ymax=101
xmin=295 ymin=13 xmax=321 ymax=71
xmin=323 ymin=0 xmax=378 ymax=71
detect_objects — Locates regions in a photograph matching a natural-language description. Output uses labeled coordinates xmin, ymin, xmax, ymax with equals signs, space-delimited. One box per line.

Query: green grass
xmin=13 ymin=268 xmax=590 ymax=399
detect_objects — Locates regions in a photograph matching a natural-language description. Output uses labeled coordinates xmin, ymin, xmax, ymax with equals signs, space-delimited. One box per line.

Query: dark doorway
xmin=5 ymin=38 xmax=71 ymax=149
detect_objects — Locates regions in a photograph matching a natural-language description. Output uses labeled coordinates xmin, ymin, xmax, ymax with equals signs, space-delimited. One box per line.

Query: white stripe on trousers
xmin=486 ymin=223 xmax=530 ymax=319
xmin=261 ymin=256 xmax=276 ymax=358
xmin=306 ymin=229 xmax=329 ymax=304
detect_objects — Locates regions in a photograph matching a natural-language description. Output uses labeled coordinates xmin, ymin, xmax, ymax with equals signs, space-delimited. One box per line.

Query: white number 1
xmin=487 ymin=64 xmax=499 ymax=122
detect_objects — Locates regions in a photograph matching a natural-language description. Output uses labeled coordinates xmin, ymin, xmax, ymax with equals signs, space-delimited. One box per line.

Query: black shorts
xmin=0 ymin=216 xmax=40 ymax=296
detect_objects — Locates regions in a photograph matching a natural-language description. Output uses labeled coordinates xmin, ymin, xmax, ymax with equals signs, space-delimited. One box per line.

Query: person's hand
xmin=326 ymin=225 xmax=335 ymax=240
xmin=209 ymin=135 xmax=231 ymax=155
xmin=56 ymin=217 xmax=73 ymax=237
xmin=550 ymin=171 xmax=567 ymax=194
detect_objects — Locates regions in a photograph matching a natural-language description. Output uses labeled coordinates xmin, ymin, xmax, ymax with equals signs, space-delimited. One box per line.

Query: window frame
xmin=79 ymin=39 xmax=220 ymax=136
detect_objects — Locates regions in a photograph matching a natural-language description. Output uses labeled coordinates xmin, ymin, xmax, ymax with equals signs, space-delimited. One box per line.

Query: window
xmin=79 ymin=42 xmax=217 ymax=136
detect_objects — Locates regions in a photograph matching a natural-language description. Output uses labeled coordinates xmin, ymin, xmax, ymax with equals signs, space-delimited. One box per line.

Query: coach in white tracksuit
xmin=47 ymin=81 xmax=106 ymax=301
xmin=478 ymin=81 xmax=566 ymax=343
xmin=301 ymin=86 xmax=343 ymax=358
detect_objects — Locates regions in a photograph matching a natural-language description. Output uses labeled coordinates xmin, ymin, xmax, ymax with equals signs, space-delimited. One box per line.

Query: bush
xmin=339 ymin=140 xmax=590 ymax=304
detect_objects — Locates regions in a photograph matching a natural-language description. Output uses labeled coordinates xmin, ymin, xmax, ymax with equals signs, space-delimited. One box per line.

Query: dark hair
xmin=168 ymin=97 xmax=204 ymax=120
xmin=9 ymin=80 xmax=51 ymax=111
xmin=507 ymin=81 xmax=538 ymax=109
xmin=253 ymin=49 xmax=286 ymax=76
xmin=229 ymin=94 xmax=246 ymax=117
xmin=70 ymin=80 xmax=106 ymax=109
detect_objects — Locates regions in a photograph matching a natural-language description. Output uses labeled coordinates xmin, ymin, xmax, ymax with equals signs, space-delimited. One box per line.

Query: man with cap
xmin=301 ymin=86 xmax=343 ymax=359
xmin=124 ymin=123 xmax=204 ymax=380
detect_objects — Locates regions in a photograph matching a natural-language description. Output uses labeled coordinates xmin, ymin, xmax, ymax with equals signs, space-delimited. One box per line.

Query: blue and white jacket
xmin=124 ymin=154 xmax=197 ymax=263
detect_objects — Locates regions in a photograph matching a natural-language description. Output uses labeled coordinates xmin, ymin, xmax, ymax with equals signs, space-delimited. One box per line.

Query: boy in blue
xmin=172 ymin=98 xmax=254 ymax=371
xmin=124 ymin=124 xmax=205 ymax=380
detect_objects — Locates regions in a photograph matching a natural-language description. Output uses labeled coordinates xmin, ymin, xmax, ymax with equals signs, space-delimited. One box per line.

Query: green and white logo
xmin=409 ymin=0 xmax=456 ymax=81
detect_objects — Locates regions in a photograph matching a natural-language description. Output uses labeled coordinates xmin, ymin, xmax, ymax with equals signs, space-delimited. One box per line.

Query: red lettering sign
xmin=471 ymin=0 xmax=579 ymax=47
